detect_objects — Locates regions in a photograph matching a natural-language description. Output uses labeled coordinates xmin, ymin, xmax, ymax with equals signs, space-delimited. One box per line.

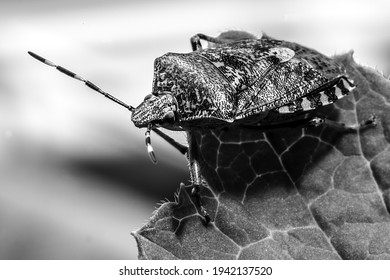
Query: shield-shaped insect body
xmin=128 ymin=32 xmax=358 ymax=224
xmin=131 ymin=33 xmax=355 ymax=133
xmin=29 ymin=31 xmax=363 ymax=225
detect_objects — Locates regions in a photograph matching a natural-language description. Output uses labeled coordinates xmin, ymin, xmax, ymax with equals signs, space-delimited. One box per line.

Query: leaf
xmin=132 ymin=49 xmax=390 ymax=260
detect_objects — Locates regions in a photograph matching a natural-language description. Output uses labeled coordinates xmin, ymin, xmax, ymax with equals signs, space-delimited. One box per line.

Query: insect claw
xmin=307 ymin=117 xmax=325 ymax=127
xmin=201 ymin=209 xmax=212 ymax=225
xmin=362 ymin=114 xmax=377 ymax=127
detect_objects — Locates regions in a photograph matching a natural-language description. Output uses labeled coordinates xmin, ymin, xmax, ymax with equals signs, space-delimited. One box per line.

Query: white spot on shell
xmin=269 ymin=47 xmax=295 ymax=62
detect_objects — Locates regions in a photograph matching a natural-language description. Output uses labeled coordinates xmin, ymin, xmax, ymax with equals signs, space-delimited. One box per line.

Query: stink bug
xmin=28 ymin=31 xmax=375 ymax=225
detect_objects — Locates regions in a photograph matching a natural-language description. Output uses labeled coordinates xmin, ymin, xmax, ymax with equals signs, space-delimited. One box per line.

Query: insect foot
xmin=190 ymin=184 xmax=212 ymax=225
xmin=361 ymin=114 xmax=377 ymax=127
xmin=307 ymin=117 xmax=325 ymax=127
xmin=307 ymin=114 xmax=377 ymax=131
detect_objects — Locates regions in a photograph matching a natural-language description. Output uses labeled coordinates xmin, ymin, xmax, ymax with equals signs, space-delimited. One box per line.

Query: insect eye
xmin=144 ymin=94 xmax=153 ymax=101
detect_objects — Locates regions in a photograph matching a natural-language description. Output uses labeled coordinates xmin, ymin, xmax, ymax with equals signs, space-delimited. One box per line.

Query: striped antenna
xmin=27 ymin=51 xmax=134 ymax=111
xmin=28 ymin=51 xmax=168 ymax=164
xmin=145 ymin=124 xmax=157 ymax=164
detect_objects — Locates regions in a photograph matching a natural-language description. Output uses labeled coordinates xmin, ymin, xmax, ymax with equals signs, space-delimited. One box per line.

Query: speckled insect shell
xmin=146 ymin=34 xmax=355 ymax=129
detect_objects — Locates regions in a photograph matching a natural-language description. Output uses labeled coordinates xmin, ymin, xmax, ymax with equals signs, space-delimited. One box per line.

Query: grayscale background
xmin=1 ymin=0 xmax=389 ymax=259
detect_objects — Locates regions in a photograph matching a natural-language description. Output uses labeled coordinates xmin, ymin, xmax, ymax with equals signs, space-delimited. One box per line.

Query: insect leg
xmin=190 ymin=31 xmax=258 ymax=51
xmin=307 ymin=114 xmax=377 ymax=130
xmin=152 ymin=128 xmax=188 ymax=155
xmin=149 ymin=129 xmax=211 ymax=223
xmin=187 ymin=132 xmax=211 ymax=224
xmin=190 ymin=33 xmax=227 ymax=51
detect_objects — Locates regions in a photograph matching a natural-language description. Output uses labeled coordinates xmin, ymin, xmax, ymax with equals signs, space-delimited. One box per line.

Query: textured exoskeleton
xmin=130 ymin=31 xmax=356 ymax=223
xmin=29 ymin=31 xmax=363 ymax=225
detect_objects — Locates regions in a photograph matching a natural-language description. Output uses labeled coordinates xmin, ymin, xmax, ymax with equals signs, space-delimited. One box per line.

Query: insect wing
xmin=234 ymin=38 xmax=353 ymax=119
xmin=198 ymin=40 xmax=295 ymax=93
xmin=271 ymin=38 xmax=356 ymax=114
xmin=277 ymin=37 xmax=346 ymax=79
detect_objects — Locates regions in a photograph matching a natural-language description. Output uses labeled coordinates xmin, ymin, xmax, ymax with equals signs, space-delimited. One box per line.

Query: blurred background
xmin=1 ymin=0 xmax=389 ymax=259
